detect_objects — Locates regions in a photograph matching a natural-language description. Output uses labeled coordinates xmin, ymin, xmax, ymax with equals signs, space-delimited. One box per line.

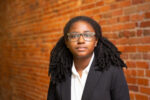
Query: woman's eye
xmin=70 ymin=35 xmax=78 ymax=38
xmin=83 ymin=34 xmax=91 ymax=37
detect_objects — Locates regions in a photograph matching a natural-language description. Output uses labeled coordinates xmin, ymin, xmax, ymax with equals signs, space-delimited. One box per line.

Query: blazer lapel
xmin=81 ymin=58 xmax=102 ymax=100
xmin=61 ymin=75 xmax=71 ymax=100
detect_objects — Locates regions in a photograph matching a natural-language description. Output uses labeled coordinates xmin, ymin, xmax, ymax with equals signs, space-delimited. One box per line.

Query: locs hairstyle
xmin=49 ymin=16 xmax=127 ymax=84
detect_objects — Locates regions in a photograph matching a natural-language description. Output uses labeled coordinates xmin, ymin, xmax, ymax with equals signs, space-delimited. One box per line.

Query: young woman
xmin=47 ymin=16 xmax=130 ymax=100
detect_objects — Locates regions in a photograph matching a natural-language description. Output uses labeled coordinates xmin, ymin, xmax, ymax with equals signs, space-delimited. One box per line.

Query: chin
xmin=74 ymin=53 xmax=92 ymax=58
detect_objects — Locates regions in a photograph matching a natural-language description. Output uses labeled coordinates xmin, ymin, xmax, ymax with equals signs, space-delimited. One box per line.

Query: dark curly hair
xmin=49 ymin=16 xmax=127 ymax=84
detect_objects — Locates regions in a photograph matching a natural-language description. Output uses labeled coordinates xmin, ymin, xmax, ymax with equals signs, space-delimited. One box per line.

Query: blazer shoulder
xmin=109 ymin=66 xmax=130 ymax=100
xmin=106 ymin=65 xmax=123 ymax=72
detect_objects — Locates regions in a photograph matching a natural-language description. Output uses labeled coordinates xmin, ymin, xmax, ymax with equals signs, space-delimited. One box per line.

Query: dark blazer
xmin=47 ymin=58 xmax=130 ymax=100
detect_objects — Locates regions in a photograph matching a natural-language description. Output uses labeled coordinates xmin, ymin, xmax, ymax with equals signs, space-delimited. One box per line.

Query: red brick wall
xmin=0 ymin=0 xmax=150 ymax=100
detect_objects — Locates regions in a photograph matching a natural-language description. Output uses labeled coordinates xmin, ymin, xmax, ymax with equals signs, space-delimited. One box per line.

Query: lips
xmin=76 ymin=47 xmax=87 ymax=51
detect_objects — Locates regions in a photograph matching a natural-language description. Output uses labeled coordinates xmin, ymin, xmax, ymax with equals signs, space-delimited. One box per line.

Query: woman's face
xmin=65 ymin=21 xmax=98 ymax=59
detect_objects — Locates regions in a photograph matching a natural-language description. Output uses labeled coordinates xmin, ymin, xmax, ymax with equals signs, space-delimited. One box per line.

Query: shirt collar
xmin=72 ymin=53 xmax=95 ymax=76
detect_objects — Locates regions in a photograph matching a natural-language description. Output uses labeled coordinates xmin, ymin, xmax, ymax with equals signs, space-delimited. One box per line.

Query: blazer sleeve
xmin=47 ymin=81 xmax=56 ymax=100
xmin=110 ymin=67 xmax=130 ymax=100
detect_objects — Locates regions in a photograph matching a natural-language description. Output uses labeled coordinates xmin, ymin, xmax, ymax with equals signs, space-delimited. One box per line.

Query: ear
xmin=95 ymin=39 xmax=98 ymax=47
xmin=65 ymin=39 xmax=69 ymax=48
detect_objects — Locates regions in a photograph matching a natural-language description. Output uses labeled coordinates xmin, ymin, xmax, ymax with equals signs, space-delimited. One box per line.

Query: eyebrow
xmin=83 ymin=31 xmax=91 ymax=32
xmin=70 ymin=31 xmax=91 ymax=33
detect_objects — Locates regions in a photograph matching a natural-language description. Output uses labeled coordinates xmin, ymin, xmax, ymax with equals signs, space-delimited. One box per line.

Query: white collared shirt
xmin=71 ymin=53 xmax=94 ymax=100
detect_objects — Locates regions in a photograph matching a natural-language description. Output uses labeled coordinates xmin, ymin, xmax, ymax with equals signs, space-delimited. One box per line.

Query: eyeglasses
xmin=67 ymin=31 xmax=96 ymax=42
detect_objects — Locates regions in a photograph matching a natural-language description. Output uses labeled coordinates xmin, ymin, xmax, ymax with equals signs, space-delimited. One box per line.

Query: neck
xmin=73 ymin=53 xmax=93 ymax=72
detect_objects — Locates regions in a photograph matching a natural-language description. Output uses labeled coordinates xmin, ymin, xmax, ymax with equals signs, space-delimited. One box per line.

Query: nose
xmin=78 ymin=34 xmax=85 ymax=43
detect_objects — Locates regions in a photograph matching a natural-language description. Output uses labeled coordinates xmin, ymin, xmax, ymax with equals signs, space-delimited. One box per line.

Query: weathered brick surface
xmin=0 ymin=0 xmax=150 ymax=100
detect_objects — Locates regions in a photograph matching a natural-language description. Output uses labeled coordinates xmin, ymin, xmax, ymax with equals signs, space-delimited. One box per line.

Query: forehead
xmin=69 ymin=21 xmax=94 ymax=32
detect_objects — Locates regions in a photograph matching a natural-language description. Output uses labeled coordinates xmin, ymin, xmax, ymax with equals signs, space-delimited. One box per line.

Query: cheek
xmin=66 ymin=43 xmax=76 ymax=52
xmin=86 ymin=42 xmax=97 ymax=51
xmin=90 ymin=41 xmax=97 ymax=47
